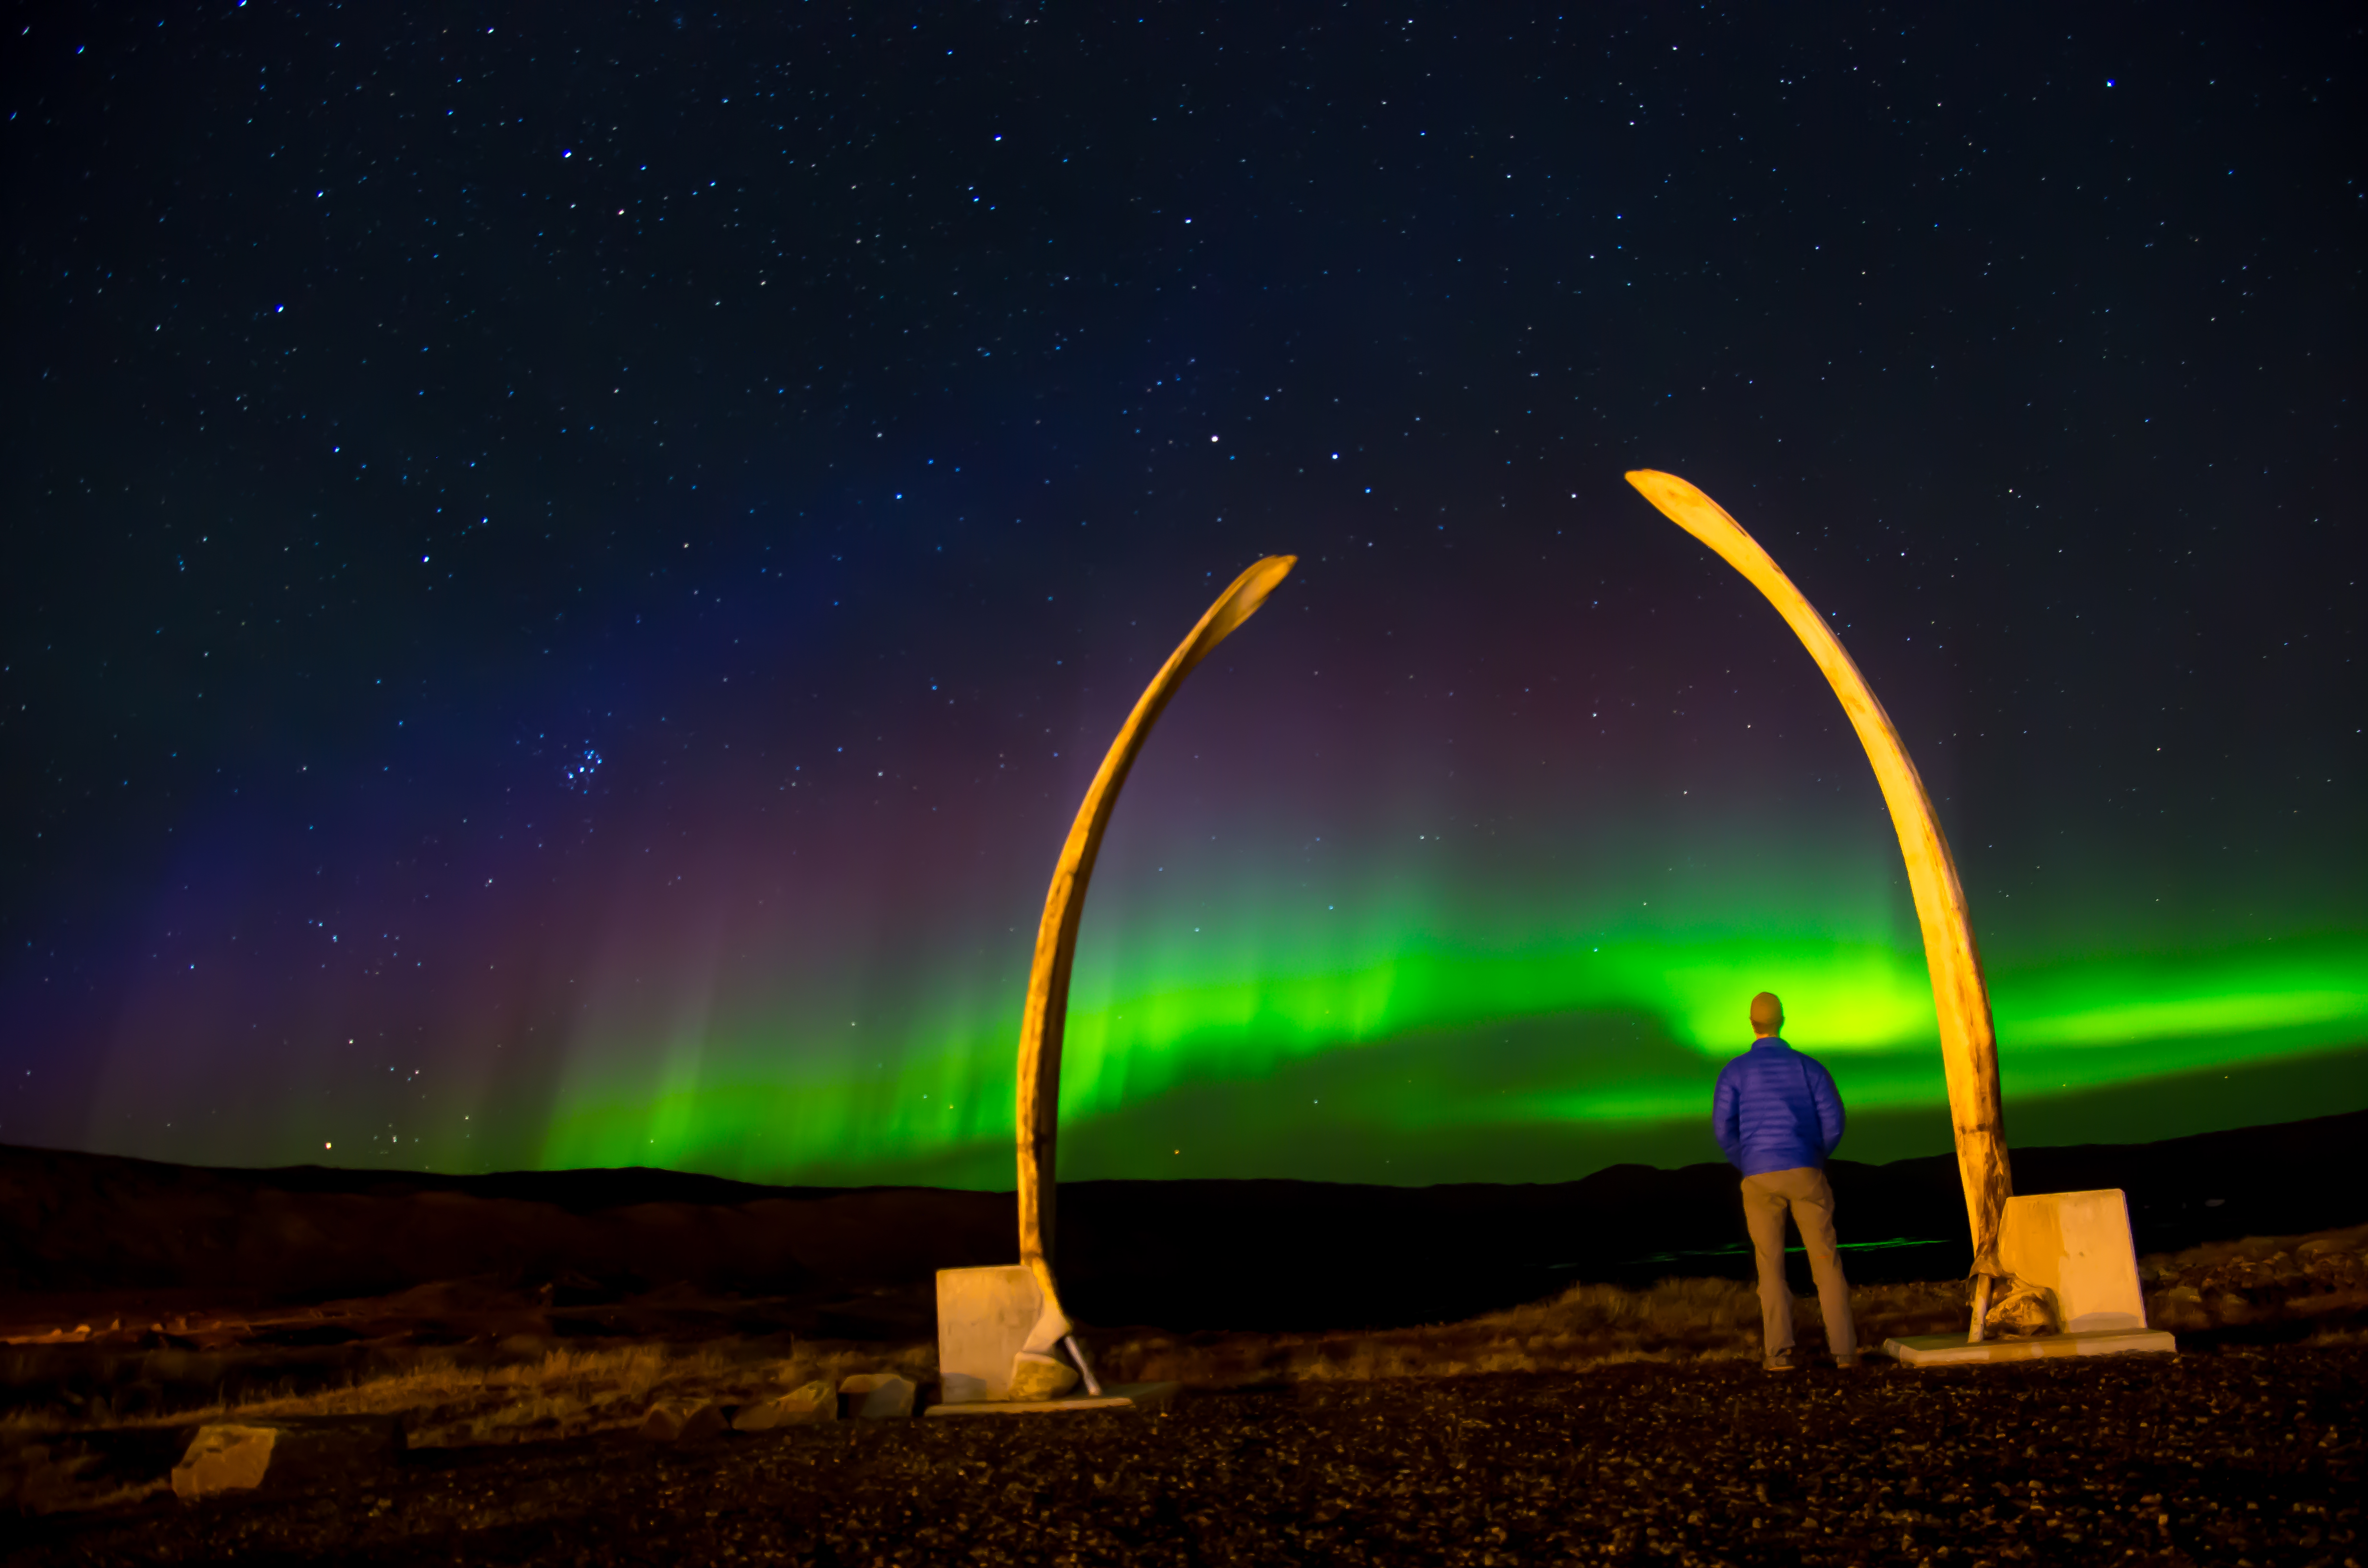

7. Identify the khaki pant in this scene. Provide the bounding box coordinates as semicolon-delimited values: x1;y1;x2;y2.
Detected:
1740;1166;1857;1361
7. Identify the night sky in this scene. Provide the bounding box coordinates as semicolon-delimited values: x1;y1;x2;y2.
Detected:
6;4;2361;1189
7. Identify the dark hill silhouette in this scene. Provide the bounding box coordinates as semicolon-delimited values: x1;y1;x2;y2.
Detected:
2;1110;2359;1333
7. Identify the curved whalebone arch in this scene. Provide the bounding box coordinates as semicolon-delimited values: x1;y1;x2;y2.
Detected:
1013;555;1298;1360
1624;471;2012;1311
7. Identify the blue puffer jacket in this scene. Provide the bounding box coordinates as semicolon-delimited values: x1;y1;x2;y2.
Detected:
1713;1038;1846;1176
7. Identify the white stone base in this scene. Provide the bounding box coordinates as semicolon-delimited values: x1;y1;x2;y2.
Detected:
935;1264;1045;1404
924;1381;1179;1418
1883;1328;2176;1366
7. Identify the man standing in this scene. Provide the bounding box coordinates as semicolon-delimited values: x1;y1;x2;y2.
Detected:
1713;991;1858;1370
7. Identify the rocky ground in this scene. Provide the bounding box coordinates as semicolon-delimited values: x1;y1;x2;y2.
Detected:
5;1126;2360;1563
10;1345;2360;1567
5;1224;2365;1562
7;1222;2359;1453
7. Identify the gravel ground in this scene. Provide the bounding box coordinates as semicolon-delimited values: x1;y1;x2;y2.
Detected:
15;1345;2360;1566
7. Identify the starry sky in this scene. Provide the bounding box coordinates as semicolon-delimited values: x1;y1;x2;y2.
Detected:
5;3;2361;1188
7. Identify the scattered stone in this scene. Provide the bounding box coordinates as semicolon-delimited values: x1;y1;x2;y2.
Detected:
1004;1350;1079;1402
838;1372;916;1420
171;1416;403;1499
637;1401;728;1442
731;1380;836;1431
172;1426;275;1498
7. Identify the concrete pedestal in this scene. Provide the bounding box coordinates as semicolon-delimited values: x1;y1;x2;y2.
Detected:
925;1382;1179;1418
935;1264;1044;1404
1884;1328;2176;1365
1885;1187;2175;1365
1999;1188;2152;1332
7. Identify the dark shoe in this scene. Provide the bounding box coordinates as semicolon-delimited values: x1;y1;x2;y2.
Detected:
1763;1348;1798;1372
1834;1352;1862;1370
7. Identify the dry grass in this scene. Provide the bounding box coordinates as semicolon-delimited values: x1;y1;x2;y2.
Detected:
2;1340;937;1450
1089;1274;1975;1389
9;1224;2362;1453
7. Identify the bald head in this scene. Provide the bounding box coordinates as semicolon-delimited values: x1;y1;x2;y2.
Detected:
1750;992;1784;1036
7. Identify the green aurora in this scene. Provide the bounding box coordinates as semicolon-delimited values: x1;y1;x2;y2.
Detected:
533;872;2368;1186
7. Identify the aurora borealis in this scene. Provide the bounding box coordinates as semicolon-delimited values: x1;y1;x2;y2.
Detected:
6;5;2361;1188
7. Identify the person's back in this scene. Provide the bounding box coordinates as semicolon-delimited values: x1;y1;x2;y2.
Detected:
1713;1029;1845;1177
1713;992;1858;1370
